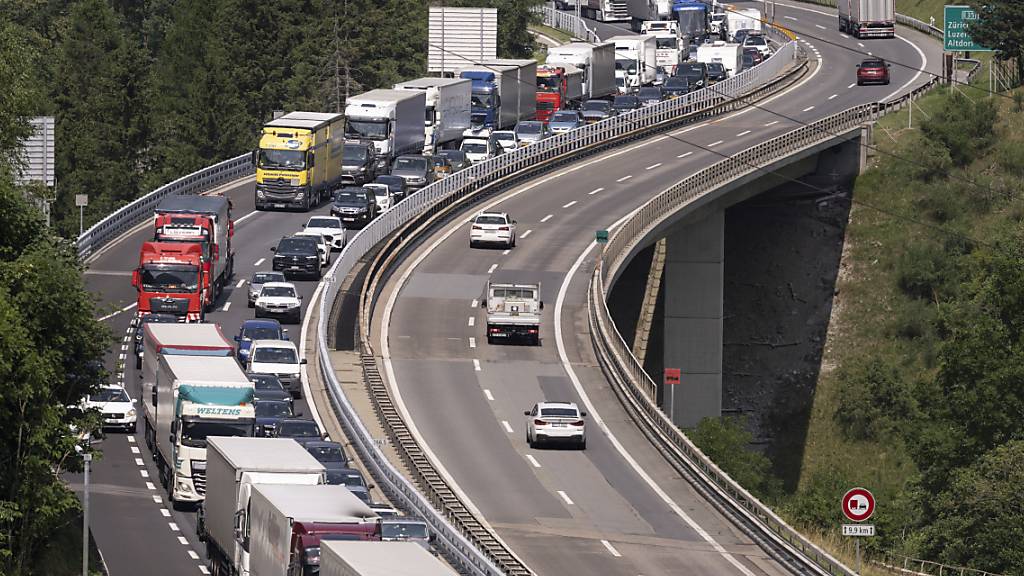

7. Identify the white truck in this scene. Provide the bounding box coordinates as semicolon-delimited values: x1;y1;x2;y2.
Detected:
644;21;683;73
545;42;617;101
320;541;458;576
344;89;426;165
697;41;744;76
393;77;471;154
838;0;895;38
249;484;379;576
607;35;658;92
142;341;255;506
726;8;763;41
201;437;326;576
627;0;674;32
483;282;543;345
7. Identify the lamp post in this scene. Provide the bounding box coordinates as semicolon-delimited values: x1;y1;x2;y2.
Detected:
82;451;92;576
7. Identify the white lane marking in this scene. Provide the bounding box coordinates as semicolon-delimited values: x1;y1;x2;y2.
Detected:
803;106;815;112
160;508;171;518
588;188;604;195
557;490;575;506
858;42;865;48
526;455;542;468
177;536;189;546
554;214;758;576
468;316;475;327
222;301;231;311
562;200;577;208
473;359;481;371
868;51;873;56
502;249;510;255
134;458;144;466
469;337;477;348
146;482;156;490
828;94;838;100
140;470;149;478
502;421;514;434
97;302;137;322
484;389;494;401
152;495;161;503
199;566;210;575
470;299;478;308
254;258;265;266
521;229;533;238
234;209;260;225
540;214;553;223
298;279;326;434
602;540;622;557
169;522;180;532
188;550;200;560
487;264;498;274
235;279;245;288
677;152;692;158
645;163;662;170
784;15;797;20
848;83;858;89
765;121;779;127
118;353;126;361
840;33;849;38
707;140;723;147
616;175;632;182
883;34;928;103
815;24;826;29
736;130;751;137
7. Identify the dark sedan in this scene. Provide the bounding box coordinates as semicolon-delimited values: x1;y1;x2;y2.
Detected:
248;373;293;406
273;418;323;446
663;77;691;99
254;399;293;437
304;440;351;470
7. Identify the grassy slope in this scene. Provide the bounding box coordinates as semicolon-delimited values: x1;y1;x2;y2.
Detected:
896;0;946;24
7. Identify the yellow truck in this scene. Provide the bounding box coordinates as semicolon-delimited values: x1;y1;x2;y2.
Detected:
254;111;345;212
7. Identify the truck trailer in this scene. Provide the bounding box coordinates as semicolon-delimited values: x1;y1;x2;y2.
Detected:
345;89;426;165
627;0;675;32
579;0;630;22
201;437;326;576
536;65;585;121
545;42;617;101
458;59;537;130
320;541;458;576
838;0;895;38
393;77;471;154
153;195;234;311
133;241;207;322
726;7;763;41
607;35;658;92
484;282;543;345
249;484;379;576
697;41;744;76
141;324;254;505
255;112;345;212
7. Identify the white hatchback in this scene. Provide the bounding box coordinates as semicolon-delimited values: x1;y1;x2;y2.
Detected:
83;385;137;433
469;212;516;248
255;281;303;324
302;216;346;250
247;339;306;398
363;183;394;212
525;402;586;449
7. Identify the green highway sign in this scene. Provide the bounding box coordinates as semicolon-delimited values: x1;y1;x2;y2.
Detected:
596;229;609;244
943;5;993;52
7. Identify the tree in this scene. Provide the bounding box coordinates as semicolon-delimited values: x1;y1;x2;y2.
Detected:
966;1;1024;79
438;0;543;59
0;20;41;174
690;416;782;499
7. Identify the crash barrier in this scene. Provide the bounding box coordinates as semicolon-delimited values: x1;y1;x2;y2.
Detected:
537;5;601;43
316;39;804;576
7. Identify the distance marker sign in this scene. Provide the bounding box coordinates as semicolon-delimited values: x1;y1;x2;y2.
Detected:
842;487;875;522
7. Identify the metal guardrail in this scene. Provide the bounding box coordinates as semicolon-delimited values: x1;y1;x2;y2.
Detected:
537;5;602;42
875;553;1006;576
315;40;802;576
76;154;252;260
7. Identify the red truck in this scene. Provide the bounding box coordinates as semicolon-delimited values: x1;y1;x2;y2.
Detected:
132;241;207;322
536;65;585;122
153;195;234;310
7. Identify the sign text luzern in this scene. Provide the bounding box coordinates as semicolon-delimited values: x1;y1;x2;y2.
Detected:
944;5;993;52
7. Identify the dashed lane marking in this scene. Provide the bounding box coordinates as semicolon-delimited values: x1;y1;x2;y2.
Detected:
502;249;510;255
803;106;815;112
177;536;188;546
588;188;604;195
235;279;245;288
140;470;149;478
222;302;231;312
131;446;140;454
473;359;481;371
97;302;137;322
616;175;632;182
602;540;622;557
169;522;180;532
848;83;858;89
677;152;692;158
557;491;575;506
502;421;514;433
468;316;475;327
487;264;498;274
784;15;797;20
134;458;144;466
151;495;161;503
484;389;494;401
199;566;210;574
707;140;723;147
160;509;171;518
765;121;779;126
521;229;533;238
562;201;577;209
470;299;478;308
526;455;541;468
254;258;265;266
540;214;553;222
146;482;156;490
469;337;476;348
815;24;826;29
188;551;200;560
828;94;838;100
736;130;751;137
645;163;661;170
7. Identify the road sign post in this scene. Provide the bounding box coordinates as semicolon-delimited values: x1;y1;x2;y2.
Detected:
664;368;680;420
842;487;876;573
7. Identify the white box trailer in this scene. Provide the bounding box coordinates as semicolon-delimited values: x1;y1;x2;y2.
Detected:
320;541;459;576
393;77;471;153
726;8;762;41
202;437;326;576
838;0;895;38
697;41;744;76
344;89;426;162
545;42;617;100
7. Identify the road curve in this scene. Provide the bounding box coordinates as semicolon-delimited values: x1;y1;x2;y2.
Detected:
372;5;942;576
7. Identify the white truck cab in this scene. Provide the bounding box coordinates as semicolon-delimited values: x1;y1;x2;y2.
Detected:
483;282;543;345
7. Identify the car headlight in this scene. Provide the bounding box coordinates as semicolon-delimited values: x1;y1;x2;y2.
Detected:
287;301;301;308
127;408;136;418
295;192;305;200
256;190;266;198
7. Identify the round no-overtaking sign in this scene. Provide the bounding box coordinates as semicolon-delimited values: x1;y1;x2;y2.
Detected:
842;487;875;522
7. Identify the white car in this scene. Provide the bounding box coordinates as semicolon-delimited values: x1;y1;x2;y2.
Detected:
248;271;287;307
247;339;306;398
525;401;586;449
294;230;330;267
491;130;518;153
83;385;137;433
460;137;496;164
744;34;771;58
302;216;346;250
255;282;303;324
363;183;394;212
469;212;516;248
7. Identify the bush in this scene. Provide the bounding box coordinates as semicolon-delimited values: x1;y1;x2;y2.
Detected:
921;91;998;167
834;355;917;442
897;241;956;301
783;468;853;530
896;133;953;182
689;416;782;500
996;139;1024;177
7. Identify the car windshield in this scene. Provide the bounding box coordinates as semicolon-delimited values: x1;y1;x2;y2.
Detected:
393;157;427;171
541;407;579;417
90;388;129;403
376;176;402;188
256;401;291;418
276;238;315;254
708;63;725;74
250;375;283;390
440;150;465;162
582;101;610;112
677;66;703;80
373;190;390;202
334;190;368;205
382;522;428;540
258;148;305;170
342;145;368;162
475;215;507;225
307;218;341;229
140;265;199;293
307;444;345;462
242;326;281;340
181;421;251;448
551;111;578;123
278;420;320;437
345;119;388;140
142;314;177;324
746;37;767;46
613;96;639;108
261;286;296;298
325;470;365;486
665;78;688;89
638;88;661;99
516;123;543;136
252;347;297;364
462;141;488;154
537;75;561;91
471;93;495;108
862;60;885;67
655;37;677;49
491;287;534;299
253;272;285;285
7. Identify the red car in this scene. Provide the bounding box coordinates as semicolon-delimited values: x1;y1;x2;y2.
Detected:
856;58;891;85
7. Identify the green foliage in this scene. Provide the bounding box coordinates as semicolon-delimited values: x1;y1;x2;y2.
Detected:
995;138;1024;177
443;0;544;58
920;91;998;167
784;468;852;531
966;1;1024;62
894;132;952;182
0;20;41;173
690;416;782;499
896;240;959;301
834;356;917;442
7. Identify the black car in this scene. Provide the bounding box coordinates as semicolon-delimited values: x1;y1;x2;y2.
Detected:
254;399;293;437
437;149;471;172
581;99;615;123
611;95;642;113
341;142;382;185
637;86;664;106
325;467;372;502
741;52;755;71
373;174;409;203
304;440;350;470
663;77;692;98
273;418;323;446
330;186;378;228
134;312;177;368
733;29;754;45
271;235;321;279
675;62;708;91
248;373;293;406
706;62;728;84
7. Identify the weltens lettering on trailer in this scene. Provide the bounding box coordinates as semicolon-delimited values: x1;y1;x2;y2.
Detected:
195;407;243;416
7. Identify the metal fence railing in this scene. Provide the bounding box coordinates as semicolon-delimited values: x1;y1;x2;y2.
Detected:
537;5;602;42
875;553;1006;576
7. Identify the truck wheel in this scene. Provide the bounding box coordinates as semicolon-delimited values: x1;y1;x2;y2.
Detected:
487;335;494;345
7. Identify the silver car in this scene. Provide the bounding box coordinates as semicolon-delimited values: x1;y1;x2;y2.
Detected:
390;155;433;189
548;110;582;134
248;271;287;307
514;121;551;146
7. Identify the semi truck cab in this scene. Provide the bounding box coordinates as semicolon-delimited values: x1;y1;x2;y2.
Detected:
133;241;206;321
